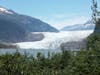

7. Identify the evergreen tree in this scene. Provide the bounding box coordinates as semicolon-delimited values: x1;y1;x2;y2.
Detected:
91;0;98;24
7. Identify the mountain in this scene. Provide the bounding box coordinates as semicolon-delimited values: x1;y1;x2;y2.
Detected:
0;42;17;48
60;40;86;50
0;6;59;32
61;20;95;31
0;6;59;43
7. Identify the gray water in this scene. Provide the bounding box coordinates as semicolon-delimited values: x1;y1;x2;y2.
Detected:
0;49;62;57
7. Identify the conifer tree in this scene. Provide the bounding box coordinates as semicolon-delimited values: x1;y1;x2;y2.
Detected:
91;0;98;24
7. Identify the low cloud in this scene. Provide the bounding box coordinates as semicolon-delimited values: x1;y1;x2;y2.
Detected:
47;16;89;30
37;15;89;30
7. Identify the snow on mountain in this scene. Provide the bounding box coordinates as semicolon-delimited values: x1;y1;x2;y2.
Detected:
0;7;14;14
61;20;95;31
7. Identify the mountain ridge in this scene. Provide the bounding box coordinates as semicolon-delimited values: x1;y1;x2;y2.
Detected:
0;6;59;43
61;20;95;31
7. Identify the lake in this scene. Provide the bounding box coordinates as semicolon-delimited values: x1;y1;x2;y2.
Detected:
0;49;62;57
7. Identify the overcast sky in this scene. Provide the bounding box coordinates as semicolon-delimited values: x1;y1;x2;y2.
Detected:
0;0;100;29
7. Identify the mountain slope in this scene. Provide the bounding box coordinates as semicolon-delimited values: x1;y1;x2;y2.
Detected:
61;20;95;31
0;7;59;32
0;6;58;43
0;18;27;42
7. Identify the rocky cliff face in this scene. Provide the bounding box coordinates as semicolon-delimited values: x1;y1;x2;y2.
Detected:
0;42;17;48
60;40;87;50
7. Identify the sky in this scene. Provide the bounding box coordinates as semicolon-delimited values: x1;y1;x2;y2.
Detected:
0;0;100;29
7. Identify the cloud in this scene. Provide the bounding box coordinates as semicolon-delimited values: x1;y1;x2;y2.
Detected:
46;16;89;30
37;15;89;30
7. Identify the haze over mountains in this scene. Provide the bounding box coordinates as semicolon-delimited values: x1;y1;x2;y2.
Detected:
61;20;95;31
0;6;59;43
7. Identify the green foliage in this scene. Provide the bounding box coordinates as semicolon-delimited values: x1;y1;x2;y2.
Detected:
0;50;71;75
67;33;100;75
87;33;100;50
68;50;100;75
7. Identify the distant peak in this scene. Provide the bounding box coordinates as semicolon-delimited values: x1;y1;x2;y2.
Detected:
0;6;14;14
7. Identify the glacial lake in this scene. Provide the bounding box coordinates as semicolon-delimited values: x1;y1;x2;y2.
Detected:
0;49;62;57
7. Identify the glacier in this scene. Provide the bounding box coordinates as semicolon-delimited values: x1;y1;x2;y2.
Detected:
16;30;94;49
